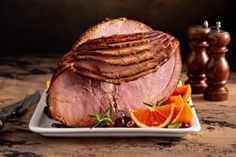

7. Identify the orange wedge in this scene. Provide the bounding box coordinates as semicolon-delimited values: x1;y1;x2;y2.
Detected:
171;98;193;125
166;95;180;104
172;84;191;101
166;96;185;119
130;104;174;128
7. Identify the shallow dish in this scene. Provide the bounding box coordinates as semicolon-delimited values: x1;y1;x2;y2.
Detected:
29;90;201;137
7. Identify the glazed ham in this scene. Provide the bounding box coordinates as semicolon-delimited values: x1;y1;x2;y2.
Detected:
47;18;182;127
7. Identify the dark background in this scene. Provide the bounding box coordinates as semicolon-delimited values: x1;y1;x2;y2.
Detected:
0;0;235;69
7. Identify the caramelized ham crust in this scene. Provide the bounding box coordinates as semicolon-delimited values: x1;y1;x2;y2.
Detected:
47;18;182;127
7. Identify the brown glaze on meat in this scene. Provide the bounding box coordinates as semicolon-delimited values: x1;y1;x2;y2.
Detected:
47;18;182;127
53;31;179;84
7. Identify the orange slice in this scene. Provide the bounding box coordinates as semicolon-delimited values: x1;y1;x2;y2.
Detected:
171;99;193;125
166;96;185;119
172;84;191;101
166;95;180;104
130;104;174;128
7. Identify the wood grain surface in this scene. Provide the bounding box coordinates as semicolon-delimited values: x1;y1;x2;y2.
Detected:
0;55;235;157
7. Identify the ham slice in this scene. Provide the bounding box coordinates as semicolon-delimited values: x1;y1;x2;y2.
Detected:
47;18;182;127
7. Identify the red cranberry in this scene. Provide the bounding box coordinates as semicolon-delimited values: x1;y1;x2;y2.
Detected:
126;121;136;127
124;115;132;123
115;118;125;127
181;122;190;128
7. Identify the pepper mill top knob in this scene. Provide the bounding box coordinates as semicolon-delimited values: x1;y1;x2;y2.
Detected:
187;21;211;43
216;21;221;32
207;21;230;48
204;20;209;28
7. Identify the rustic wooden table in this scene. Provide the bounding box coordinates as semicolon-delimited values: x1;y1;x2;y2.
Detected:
0;55;235;157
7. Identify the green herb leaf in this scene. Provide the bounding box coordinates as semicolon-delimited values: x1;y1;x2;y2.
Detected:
96;114;105;121
167;123;182;129
109;104;113;119
156;97;166;106
91;122;101;129
143;102;154;108
101;118;112;124
89;114;96;118
89;105;113;129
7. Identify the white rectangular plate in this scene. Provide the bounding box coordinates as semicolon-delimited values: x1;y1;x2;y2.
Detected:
29;90;201;137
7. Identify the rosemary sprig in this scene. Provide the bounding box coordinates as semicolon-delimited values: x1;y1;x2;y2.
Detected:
143;102;154;108
143;97;166;108
156;97;166;106
89;104;113;129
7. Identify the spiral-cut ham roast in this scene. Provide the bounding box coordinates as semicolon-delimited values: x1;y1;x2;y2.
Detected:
47;18;182;127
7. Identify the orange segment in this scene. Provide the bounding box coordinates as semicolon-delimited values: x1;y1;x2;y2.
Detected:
169;96;185;120
171;100;193;125
172;84;191;101
166;95;180;104
130;104;175;128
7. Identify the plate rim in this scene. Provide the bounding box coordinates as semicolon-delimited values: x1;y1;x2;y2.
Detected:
29;90;201;136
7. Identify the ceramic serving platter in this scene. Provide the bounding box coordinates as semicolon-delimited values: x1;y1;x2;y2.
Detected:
29;90;201;137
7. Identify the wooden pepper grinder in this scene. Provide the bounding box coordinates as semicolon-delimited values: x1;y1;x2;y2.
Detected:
204;22;230;101
186;21;211;94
